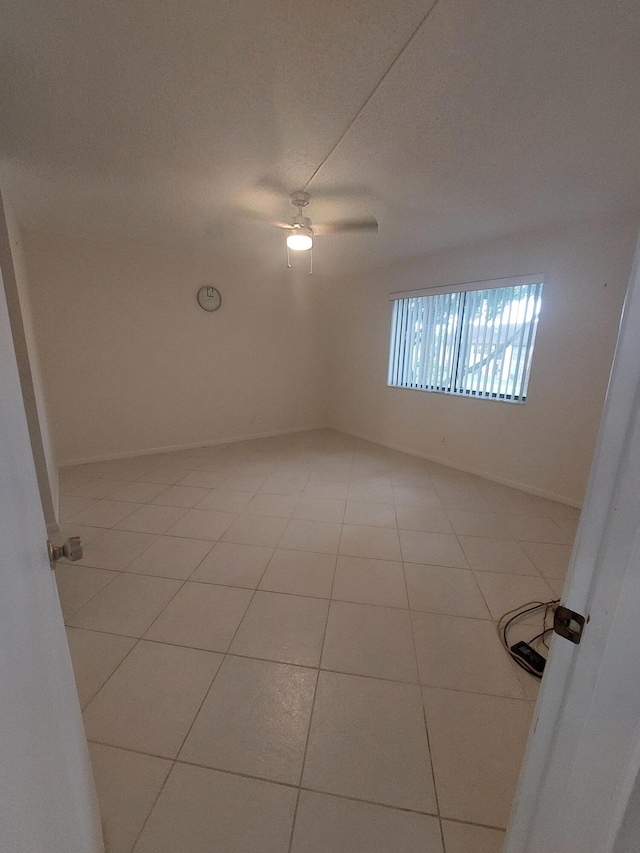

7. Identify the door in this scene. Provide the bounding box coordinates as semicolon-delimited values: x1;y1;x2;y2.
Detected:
506;232;640;852
0;270;103;849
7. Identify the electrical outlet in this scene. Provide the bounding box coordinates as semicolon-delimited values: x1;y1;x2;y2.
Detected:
441;436;447;445
249;416;256;425
256;416;263;424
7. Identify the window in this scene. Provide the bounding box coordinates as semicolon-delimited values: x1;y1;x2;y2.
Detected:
388;276;543;403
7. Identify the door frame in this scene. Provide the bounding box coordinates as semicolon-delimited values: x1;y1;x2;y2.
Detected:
506;231;640;851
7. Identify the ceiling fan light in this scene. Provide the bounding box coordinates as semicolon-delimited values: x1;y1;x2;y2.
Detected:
286;226;313;251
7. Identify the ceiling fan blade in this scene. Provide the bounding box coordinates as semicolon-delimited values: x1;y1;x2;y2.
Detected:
236;206;292;229
312;217;378;236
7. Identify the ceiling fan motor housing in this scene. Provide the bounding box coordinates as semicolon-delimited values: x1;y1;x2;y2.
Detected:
291;190;310;209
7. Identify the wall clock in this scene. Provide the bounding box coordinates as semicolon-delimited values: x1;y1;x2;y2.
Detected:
197;286;222;312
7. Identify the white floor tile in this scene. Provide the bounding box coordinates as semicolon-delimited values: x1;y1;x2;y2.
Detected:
302;671;436;812
71;479;133;499
229;591;329;666
259;548;336;598
332;556;407;607
518;541;573;579
291;791;443;853
88;742;171;853
506;515;571;544
177;470;229;489
109;481;170;503
193;488;254;512
294;496;346;523
446;510;513;539
243;492;299;518
391;471;436;490
65;627;136;708
139;465;195;485
78;529;158;570
83;641;222;757
150;485;212;507
322;601;418;682
441;821;505;853
535;497;581;519
218;473;267;492
481;485;541;516
133;763;297;853
392;486;441;507
404;564;491;619
399;530;468;568
279;519;342;554
145;582;252;651
180;655;316;784
59;494;99;522
54;523;104;549
344;500;396;528
423;687;532;828
554;517;579;539
547;576;566;598
115;504;189;534
165;508;237;540
348;482;395;503
395;504;453;533
54;564;118;620
339;525;402;561
304;480;350;501
191;541;273;587
458;536;539;575
221;514;289;547
58;474;93;495
69;499;143;529
412;612;524;698
56;430;569;847
260;476;309;496
67;573;182;637
125;535;212;579
473;572;557;620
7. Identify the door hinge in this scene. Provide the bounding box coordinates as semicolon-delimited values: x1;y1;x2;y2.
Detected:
553;605;586;644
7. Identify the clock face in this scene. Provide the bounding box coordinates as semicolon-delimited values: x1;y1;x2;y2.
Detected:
197;286;222;312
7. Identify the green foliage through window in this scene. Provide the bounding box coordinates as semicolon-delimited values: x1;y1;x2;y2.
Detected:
388;281;543;402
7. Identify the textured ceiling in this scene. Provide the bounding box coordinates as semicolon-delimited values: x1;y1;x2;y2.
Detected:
2;0;640;274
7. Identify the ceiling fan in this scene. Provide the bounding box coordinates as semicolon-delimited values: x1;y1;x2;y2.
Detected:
262;190;378;272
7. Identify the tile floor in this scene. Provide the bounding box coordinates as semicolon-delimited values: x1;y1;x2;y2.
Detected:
54;429;579;853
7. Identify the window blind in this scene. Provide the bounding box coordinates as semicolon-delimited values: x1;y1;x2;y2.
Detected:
388;280;543;403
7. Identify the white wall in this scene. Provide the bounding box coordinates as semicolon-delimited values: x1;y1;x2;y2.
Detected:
23;230;329;464
0;192;58;526
327;214;639;504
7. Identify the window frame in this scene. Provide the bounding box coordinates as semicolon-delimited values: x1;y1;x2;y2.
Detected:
387;274;544;404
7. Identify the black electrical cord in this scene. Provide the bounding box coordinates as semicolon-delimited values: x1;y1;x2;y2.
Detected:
498;600;560;679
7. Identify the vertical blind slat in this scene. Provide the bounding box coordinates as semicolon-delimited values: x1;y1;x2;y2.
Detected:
388;301;399;385
388;282;542;402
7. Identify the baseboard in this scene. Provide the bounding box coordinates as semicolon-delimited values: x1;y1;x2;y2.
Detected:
58;420;581;508
331;424;582;508
58;425;329;468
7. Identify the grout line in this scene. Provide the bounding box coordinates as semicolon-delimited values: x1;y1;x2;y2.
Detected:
403;559;445;850
87;735;510;833
62;432;568;847
124;443;319;848
59;568;124;622
126;541;268;850
87;737;467;822
286;540;336;853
